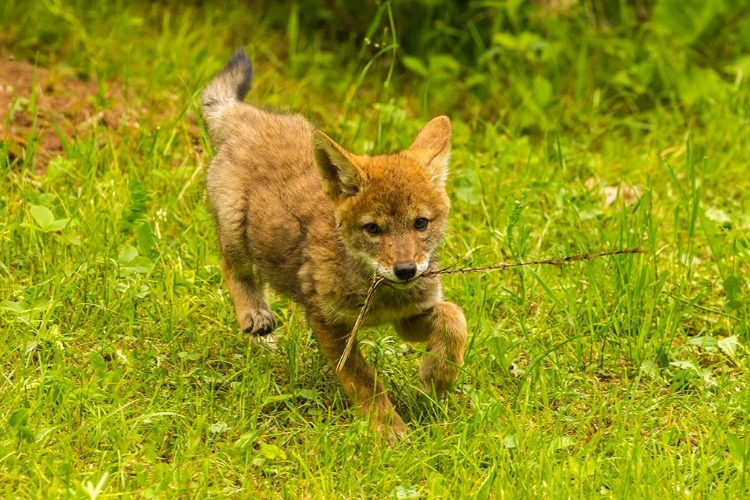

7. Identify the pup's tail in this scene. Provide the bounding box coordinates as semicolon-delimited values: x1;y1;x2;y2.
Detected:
201;47;253;143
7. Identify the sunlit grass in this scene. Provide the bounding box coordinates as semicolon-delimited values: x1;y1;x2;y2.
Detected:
1;0;748;497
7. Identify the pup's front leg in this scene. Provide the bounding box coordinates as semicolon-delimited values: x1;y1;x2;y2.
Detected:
220;258;277;336
307;314;407;443
394;301;467;395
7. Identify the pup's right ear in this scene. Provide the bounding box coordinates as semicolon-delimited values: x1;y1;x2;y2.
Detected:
313;131;365;201
406;116;451;188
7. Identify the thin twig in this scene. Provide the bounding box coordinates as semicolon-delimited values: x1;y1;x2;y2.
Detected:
335;248;644;371
336;275;386;372
424;248;644;277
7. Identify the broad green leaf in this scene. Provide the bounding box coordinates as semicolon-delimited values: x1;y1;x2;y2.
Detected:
1;299;55;317
724;276;743;310
402;56;428;77
718;336;739;357
427;54;460;74
547;436;575;452
295;389;319;401
9;408;29;428
47;218;70;232
687;336;718;350
120;257;154;276
259;442;286;461
1;301;26;314
395;485;420;499
533;76;553;107
676;64;732;106
201;371;224;384
704;207;732;226
701;368;717;387
119;245;139;264
135;222;158;259
234;429;262;449
503;433;519;449
476;466;496;500
578;208;603;221
262;394;294;407
493;31;545;52
29;205;55;230
208;422;228;434
568;455;597;476
63;233;82;246
640;360;660;378
698;208;724;261
670;360;698;371
727;433;746;472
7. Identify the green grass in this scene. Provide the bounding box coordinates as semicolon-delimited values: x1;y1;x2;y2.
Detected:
1;0;749;497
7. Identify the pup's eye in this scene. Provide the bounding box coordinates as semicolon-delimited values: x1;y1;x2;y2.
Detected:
363;223;382;235
414;218;429;231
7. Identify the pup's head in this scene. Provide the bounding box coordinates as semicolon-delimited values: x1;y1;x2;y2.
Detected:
313;116;452;287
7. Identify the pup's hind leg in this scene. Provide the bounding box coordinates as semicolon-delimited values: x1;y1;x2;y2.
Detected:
394;301;467;395
221;258;277;337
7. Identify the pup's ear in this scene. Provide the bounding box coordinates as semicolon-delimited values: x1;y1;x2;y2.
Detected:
406;116;451;188
313;131;365;201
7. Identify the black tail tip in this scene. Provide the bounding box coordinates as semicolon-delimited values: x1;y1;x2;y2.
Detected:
225;46;253;100
227;47;251;70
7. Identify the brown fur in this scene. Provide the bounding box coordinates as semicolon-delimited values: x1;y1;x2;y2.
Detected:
202;48;467;442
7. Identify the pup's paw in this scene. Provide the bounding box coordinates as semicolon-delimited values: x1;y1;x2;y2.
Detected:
419;354;460;397
239;308;277;336
372;412;409;446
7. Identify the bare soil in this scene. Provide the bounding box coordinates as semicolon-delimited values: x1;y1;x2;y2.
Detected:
0;57;126;171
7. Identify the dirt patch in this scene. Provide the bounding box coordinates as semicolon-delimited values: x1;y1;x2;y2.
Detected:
0;57;127;172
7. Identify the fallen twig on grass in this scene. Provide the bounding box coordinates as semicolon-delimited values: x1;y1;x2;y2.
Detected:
336;248;644;372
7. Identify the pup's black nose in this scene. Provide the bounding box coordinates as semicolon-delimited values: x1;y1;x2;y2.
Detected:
393;261;417;281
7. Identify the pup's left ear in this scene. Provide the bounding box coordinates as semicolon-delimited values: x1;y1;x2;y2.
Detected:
312;130;365;202
406;116;451;187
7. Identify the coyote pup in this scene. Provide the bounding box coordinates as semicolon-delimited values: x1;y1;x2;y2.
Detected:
201;48;467;442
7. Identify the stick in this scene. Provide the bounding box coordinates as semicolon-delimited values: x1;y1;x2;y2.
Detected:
336;275;386;372
423;248;644;277
335;248;643;371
